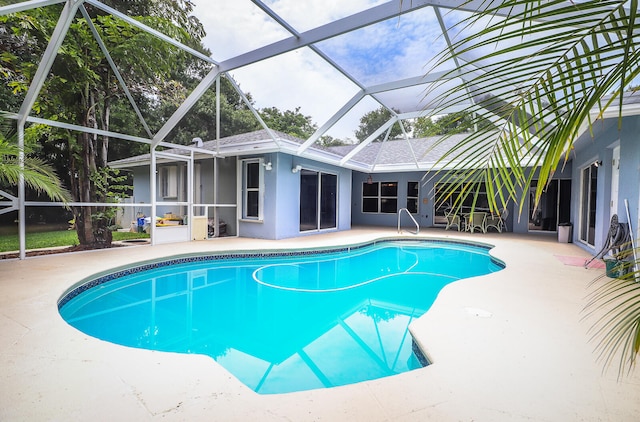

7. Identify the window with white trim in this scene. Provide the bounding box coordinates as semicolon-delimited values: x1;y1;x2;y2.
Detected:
160;166;177;198
579;163;598;246
242;160;262;220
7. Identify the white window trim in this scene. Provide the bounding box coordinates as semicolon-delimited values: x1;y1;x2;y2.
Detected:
298;168;339;232
160;165;178;199
579;161;598;247
239;158;264;222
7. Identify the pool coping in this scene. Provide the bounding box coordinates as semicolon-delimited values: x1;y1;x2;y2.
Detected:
2;228;639;421
57;236;504;389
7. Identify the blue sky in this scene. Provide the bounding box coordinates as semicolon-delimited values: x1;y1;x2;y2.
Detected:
190;0;452;140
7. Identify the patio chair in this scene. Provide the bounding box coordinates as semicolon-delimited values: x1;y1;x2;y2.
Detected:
466;212;487;233
485;212;503;233
444;210;461;231
499;208;509;231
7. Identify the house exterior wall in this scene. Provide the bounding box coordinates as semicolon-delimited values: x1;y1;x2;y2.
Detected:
129;158;238;235
509;165;573;235
571;115;640;253
238;153;352;240
277;153;352;239
352;171;516;231
215;157;238;236
131;167;151;202
125;116;640;248
351;169;577;235
351;172;430;228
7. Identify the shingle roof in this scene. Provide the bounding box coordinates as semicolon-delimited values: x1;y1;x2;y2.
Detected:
327;133;479;168
109;129;496;171
109;129;332;167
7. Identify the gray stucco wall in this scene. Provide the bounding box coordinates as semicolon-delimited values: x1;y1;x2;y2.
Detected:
571;115;640;253
350;168;576;234
278;153;352;239
238;153;352;240
351;172;430;228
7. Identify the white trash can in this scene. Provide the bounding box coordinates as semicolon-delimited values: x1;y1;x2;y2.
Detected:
558;223;572;243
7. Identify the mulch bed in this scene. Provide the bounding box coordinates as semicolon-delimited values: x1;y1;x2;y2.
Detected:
0;243;128;259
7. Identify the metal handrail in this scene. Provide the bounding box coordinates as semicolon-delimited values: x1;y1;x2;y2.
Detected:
397;208;419;235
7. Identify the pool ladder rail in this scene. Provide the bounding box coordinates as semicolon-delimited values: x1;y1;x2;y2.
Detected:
397;208;419;235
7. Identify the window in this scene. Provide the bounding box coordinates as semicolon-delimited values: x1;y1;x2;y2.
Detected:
362;182;379;213
299;170;337;232
362;181;398;213
580;163;598;246
407;181;419;213
160;166;177;198
242;160;262;220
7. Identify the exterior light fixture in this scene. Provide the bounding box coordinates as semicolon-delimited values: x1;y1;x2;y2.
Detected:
367;175;373;184
594;160;602;167
191;137;203;147
292;165;302;173
263;162;272;171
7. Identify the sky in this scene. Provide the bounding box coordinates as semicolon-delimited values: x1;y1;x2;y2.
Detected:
189;0;451;141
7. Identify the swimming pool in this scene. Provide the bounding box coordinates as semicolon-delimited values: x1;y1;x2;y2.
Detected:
59;238;503;394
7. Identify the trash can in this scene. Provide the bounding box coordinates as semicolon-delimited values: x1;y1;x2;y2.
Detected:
137;216;146;233
558;222;572;243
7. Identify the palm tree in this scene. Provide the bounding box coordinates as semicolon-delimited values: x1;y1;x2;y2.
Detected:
0;120;70;204
422;0;640;377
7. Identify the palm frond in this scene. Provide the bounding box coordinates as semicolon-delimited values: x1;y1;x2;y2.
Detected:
0;118;71;203
583;259;640;379
424;0;639;212
422;0;640;376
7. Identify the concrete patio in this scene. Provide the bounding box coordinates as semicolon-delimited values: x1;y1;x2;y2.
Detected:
1;227;639;421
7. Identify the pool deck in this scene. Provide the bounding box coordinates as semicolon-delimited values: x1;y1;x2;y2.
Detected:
1;227;639;421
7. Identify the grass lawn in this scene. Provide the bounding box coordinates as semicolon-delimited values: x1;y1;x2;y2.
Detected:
0;229;149;252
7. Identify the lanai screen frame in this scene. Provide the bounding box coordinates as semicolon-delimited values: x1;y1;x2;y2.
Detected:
1;0;618;259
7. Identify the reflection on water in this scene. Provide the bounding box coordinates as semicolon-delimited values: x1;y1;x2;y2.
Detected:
60;242;502;394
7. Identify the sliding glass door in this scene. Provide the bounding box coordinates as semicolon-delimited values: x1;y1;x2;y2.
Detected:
299;170;337;232
579;163;598;246
528;179;571;232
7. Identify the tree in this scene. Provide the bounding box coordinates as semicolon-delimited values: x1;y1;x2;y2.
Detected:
355;107;410;142
259;106;317;139
0;121;70;204
318;135;346;147
1;2;207;247
423;0;640;376
414;111;493;137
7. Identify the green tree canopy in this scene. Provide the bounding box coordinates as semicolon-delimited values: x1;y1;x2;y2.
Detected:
0;1;207;247
355;107;411;142
414;111;494;137
259;106;317;139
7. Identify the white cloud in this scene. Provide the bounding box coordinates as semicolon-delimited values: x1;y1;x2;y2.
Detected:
190;0;451;139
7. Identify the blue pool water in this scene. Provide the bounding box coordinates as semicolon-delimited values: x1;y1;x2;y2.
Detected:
59;239;503;394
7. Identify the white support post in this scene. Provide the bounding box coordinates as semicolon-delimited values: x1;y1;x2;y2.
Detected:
188;152;194;239
18;122;26;260
150;146;157;245
213;75;220;236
